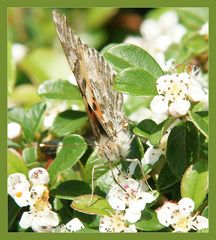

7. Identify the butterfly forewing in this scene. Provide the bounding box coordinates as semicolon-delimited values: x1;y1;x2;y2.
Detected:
52;10;130;161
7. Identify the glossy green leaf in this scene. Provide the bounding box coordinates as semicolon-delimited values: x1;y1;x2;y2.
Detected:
8;196;21;230
149;117;175;146
51;110;88;137
48;135;87;186
135;208;165;231
71;195;114;216
7;149;28;176
51;180;91;200
133;119;158;138
22;147;37;165
167;121;199;178
103;43;163;78
157;163;179;191
20;48;72;84
189;111;208;139
114;67;157;96
38;79;82;100
181;160;208;209
22;102;46;143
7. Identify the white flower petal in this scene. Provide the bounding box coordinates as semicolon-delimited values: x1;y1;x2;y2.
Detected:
7;122;22;140
156;202;177;226
66;218;84;232
125;209;142;223
31;221;52;232
150;95;169;114
124;224;137;232
29;167;50;185
8;173;30;207
141;192;156;203
19;212;33;229
188;85;205;102
169;100;191;117
178;198;195;215
142;146;163;166
107;185;126;210
193;215;209;230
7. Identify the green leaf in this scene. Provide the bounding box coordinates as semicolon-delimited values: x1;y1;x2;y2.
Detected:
103;43;163;78
202;205;208;218
189;111;208;139
133;119;158;138
135;208;165;231
149;117;175;146
8;107;26;126
38;79;82;100
157;163;179;191
20;48;72;84
127;136;144;159
7;42;16;94
23;102;46;143
22;147;37;165
51;110;88;137
177;8;208;30
83;150;110;183
48;135;87;186
71;195;114;216
51;180;91;200
167;121;199;178
8;195;21;230
7;149;28;176
114;67;157;96
181;160;208;210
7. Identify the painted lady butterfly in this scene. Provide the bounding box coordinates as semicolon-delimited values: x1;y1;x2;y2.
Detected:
52;10;131;162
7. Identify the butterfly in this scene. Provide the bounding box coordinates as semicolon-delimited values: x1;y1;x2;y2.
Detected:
52;10;131;162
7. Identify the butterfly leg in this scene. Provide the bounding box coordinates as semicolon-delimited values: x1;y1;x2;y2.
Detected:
88;163;105;205
126;158;153;192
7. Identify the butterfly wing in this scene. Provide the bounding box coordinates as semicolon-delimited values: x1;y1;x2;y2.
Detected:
52;10;128;142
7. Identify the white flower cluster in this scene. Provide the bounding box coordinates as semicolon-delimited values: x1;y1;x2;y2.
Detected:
125;11;186;71
8;168;84;233
157;198;208;232
99;177;156;232
8;168;59;232
150;69;207;118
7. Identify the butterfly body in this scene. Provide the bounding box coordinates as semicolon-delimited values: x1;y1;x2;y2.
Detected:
52;10;131;161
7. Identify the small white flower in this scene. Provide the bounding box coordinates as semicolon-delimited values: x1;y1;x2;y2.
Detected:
19;208;59;232
99;212;137;233
7;122;22;140
65;218;85;232
29;167;50;185
151;71;206;117
157;198;209;232
19;185;59;232
8;173;30;207
107;178;155;223
12;43;27;63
